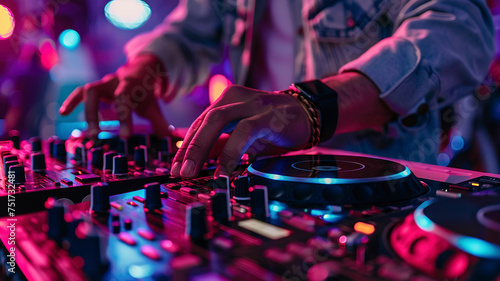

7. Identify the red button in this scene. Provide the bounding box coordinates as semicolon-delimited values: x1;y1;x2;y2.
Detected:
140;245;161;260
137;228;155;241
118;232;136;246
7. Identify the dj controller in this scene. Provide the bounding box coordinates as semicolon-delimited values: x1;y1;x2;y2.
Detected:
0;133;499;281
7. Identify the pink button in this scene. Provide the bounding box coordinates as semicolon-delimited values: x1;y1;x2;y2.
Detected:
118;232;136;246
140;245;161;260
160;240;180;254
137;228;155;241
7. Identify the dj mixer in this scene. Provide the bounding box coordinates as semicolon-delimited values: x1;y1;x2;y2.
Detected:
0;134;500;281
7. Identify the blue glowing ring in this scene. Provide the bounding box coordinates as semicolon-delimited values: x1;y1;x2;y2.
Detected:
414;200;500;260
247;165;411;185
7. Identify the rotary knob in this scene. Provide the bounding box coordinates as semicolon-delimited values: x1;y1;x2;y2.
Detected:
30;137;42;152
90;183;110;214
186;202;208;241
112;155;128;176
103;152;118;171
47;202;66;244
250;185;270;219
31;152;46;172
144;182;162;210
90;147;104;169
211;189;231;222
53;140;67;163
9;130;20;150
233;176;250;203
4;160;19;178
9;165;25;185
134;145;148;168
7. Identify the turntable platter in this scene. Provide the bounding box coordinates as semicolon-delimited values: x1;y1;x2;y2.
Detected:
247;155;427;205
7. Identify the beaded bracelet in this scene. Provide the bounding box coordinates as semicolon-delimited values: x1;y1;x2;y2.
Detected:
279;88;321;149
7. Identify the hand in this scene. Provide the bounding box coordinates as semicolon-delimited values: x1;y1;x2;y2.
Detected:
59;53;173;138
171;85;312;178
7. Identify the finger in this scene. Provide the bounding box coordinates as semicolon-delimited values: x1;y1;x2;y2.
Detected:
215;114;272;177
144;105;171;138
115;96;133;138
113;80;135;138
179;102;260;178
171;116;204;177
84;86;101;138
59;86;84;115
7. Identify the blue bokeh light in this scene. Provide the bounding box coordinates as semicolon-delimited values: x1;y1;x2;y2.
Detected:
451;136;465;151
59;29;80;49
437;153;450;166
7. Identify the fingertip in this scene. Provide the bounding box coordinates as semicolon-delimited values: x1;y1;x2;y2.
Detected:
171;161;181;177
214;165;229;178
180;159;196;178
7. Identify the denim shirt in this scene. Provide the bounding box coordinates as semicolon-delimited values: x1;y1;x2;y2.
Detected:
125;0;494;164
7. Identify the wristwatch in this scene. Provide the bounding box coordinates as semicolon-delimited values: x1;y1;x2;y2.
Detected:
292;79;339;143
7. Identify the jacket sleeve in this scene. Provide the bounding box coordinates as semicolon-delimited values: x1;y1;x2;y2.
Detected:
124;0;224;101
339;0;495;121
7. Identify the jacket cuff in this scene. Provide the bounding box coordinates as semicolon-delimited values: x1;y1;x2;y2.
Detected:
339;37;439;118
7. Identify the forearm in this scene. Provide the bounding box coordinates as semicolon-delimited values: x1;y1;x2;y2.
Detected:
321;72;395;135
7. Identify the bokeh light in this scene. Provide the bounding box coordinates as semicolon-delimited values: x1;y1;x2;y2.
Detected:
104;0;151;30
59;29;80;49
451;135;465;151
39;39;59;70
209;74;231;104
0;5;15;40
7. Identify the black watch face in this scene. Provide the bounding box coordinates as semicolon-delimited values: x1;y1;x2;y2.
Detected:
294;80;336;101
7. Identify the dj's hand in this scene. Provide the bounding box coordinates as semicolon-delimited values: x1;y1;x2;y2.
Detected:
171;85;312;178
59;53;173;138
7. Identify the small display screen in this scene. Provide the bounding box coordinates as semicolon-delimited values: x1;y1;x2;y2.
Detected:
237;219;291;240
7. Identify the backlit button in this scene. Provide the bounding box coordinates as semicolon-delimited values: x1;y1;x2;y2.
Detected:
137;228;155;241
171;254;201;271
160;240;180;254
140;245;161;260
133;196;145;203
110;202;123;211
264;248;294;264
286;242;314;259
213;237;233;250
127;201;138;207
118;232;136;246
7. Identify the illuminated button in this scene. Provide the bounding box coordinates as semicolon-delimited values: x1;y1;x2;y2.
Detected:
264;248;294;264
60;178;73;186
286;242;314;259
170;254;201;271
155;167;170;174
75;174;101;183
181;187;198;195
118;232;136;246
160;240;180;254
137;228;155;240
436;190;461;198
354;222;375;235
133;196;145;203
213;237;233;250
378;262;413;281
140;245;161;260
127;201;138;207
471;182;480;187
110;202;123;211
307;261;341;281
197;193;211;202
